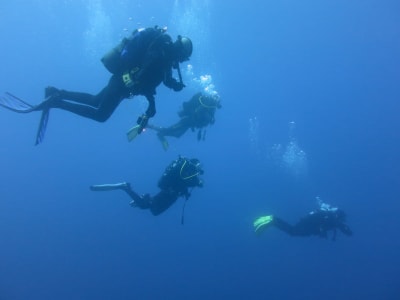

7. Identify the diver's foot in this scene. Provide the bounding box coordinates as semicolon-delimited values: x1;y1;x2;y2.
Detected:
44;86;62;99
31;86;62;112
147;123;162;131
32;97;55;111
118;182;131;191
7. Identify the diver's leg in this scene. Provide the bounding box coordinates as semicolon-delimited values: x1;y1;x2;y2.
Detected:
273;217;298;236
34;89;100;113
46;77;126;122
119;183;143;203
289;219;316;237
149;190;178;216
49;88;124;122
155;119;191;150
115;182;151;209
47;75;126;106
44;86;99;107
158;122;189;138
44;75;129;116
90;182;150;209
157;117;191;138
59;90;99;106
60;76;128;121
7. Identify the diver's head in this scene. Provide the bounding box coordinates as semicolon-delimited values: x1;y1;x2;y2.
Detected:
173;35;193;63
190;158;204;175
199;92;222;109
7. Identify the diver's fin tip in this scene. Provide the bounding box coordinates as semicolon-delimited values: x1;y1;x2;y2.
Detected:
126;125;140;142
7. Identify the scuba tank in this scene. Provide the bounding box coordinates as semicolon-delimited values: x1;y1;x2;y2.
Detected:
101;26;163;76
158;157;184;191
101;37;129;75
101;28;144;75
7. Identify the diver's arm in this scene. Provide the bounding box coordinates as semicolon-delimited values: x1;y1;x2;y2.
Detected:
145;94;156;118
135;94;155;131
338;223;353;236
163;67;184;91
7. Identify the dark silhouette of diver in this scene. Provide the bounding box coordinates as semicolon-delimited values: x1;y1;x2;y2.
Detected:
254;198;353;240
90;156;203;220
147;91;221;150
0;26;193;144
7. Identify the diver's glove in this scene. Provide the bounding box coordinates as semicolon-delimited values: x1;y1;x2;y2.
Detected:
173;82;185;92
136;114;149;134
136;114;147;125
253;215;274;235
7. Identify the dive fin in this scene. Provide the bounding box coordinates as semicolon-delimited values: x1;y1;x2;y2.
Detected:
90;182;129;191
157;135;169;151
126;124;141;142
253;215;274;235
126;114;149;142
35;108;50;145
0;92;35;113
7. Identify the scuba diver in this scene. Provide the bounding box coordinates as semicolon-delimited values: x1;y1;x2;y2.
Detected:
147;92;221;150
254;198;353;240
90;156;203;220
0;26;193;145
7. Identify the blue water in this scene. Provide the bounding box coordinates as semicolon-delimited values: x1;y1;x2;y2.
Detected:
0;1;399;299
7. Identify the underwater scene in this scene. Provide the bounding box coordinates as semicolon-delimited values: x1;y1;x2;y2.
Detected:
0;1;399;299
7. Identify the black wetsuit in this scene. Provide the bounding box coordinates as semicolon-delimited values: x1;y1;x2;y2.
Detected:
157;92;220;138
47;27;182;122
273;209;353;240
122;157;203;216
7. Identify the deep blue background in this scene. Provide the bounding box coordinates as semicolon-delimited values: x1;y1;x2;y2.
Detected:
0;1;399;299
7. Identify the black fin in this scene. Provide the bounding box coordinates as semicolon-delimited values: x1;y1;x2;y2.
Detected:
35;108;50;145
0;92;35;113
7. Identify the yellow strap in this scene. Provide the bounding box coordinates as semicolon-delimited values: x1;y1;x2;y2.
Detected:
180;160;199;180
198;95;219;109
